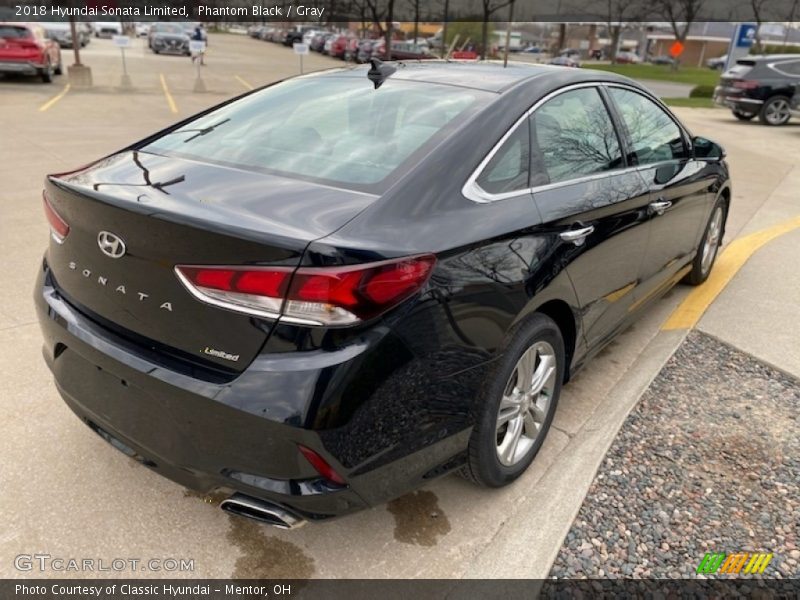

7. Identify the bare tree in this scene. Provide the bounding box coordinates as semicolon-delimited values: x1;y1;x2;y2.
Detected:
357;0;396;59
654;0;707;69
407;0;421;44
750;0;773;53
479;0;513;59
605;0;644;62
555;23;567;54
782;0;799;48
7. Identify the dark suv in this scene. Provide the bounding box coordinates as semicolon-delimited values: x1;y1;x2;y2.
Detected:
714;54;800;125
791;85;800;118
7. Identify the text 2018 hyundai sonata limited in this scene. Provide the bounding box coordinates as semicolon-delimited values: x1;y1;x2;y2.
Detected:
36;61;730;529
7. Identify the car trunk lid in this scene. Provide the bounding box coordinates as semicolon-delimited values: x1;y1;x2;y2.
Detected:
44;151;375;372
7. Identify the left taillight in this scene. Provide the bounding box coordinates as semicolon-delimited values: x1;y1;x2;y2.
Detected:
42;191;69;244
175;254;436;326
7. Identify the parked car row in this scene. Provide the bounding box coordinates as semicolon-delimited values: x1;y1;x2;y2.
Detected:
247;25;435;62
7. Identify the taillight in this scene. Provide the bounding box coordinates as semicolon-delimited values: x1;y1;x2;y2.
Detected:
175;254;436;326
42;191;69;243
298;445;346;485
733;80;759;90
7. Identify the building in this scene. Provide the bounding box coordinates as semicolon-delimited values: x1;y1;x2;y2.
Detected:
647;22;800;67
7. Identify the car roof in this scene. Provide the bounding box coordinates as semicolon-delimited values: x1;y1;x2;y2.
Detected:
743;54;800;62
320;60;638;93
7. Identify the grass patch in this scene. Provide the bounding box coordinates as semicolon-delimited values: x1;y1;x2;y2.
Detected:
588;63;721;87
662;97;718;108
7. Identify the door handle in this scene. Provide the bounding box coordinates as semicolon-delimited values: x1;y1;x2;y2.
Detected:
559;225;595;246
649;199;672;216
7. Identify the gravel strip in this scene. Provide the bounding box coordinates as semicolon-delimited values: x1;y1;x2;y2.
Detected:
549;330;799;579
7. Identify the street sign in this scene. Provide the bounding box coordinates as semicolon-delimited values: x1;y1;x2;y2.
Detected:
293;42;309;55
735;24;757;48
189;40;206;54
724;23;757;72
669;41;684;58
112;35;130;48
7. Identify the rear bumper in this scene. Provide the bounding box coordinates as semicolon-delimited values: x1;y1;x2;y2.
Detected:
35;260;473;519
0;60;42;75
713;87;763;112
35;262;369;519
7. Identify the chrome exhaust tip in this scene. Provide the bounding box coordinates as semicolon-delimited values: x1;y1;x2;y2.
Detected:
220;494;306;529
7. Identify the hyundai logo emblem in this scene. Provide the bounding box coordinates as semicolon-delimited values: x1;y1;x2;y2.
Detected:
97;231;127;259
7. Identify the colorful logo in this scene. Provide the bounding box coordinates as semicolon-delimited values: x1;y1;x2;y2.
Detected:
697;552;773;575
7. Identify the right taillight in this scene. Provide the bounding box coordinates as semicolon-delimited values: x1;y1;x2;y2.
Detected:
175;254;436;326
42;191;69;244
733;80;759;90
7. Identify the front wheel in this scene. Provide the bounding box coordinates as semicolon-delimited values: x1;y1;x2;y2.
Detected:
684;200;726;286
759;96;791;126
461;313;564;488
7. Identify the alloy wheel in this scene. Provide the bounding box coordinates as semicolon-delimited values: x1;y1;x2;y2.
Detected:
765;98;790;125
495;341;557;467
701;206;723;275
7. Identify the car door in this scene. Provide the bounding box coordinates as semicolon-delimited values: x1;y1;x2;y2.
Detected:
530;85;652;351
605;85;716;307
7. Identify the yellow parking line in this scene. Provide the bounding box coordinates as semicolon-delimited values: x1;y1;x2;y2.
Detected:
235;75;254;91
662;214;800;331
159;73;178;114
38;83;70;112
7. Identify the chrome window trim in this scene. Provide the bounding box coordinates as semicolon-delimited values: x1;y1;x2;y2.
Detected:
603;82;694;145
462;82;600;203
462;81;690;203
768;59;800;78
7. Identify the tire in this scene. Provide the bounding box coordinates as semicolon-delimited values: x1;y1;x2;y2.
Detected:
54;55;62;75
732;109;755;121
684;199;727;286
759;96;791;126
40;60;53;83
461;313;564;488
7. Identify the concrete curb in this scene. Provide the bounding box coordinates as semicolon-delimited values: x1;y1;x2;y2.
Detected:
465;328;688;579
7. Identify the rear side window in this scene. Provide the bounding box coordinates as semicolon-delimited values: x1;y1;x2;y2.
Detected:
608;88;689;165
529;87;623;185
0;26;31;39
142;77;489;192
475;123;530;194
772;60;800;76
726;61;755;78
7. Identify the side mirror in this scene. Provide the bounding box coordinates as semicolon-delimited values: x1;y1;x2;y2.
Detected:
693;136;726;160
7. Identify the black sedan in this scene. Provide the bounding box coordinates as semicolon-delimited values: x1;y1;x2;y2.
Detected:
36;62;730;528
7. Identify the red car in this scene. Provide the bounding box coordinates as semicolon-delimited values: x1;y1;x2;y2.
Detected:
0;22;62;83
330;35;352;59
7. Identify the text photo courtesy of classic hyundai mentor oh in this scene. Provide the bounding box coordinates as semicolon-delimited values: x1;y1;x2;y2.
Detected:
36;60;730;529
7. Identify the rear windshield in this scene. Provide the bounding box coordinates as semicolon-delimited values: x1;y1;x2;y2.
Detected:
152;24;185;35
0;26;31;39
141;76;490;192
726;62;754;78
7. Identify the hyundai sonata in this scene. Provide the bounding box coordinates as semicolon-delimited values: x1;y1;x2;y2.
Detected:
36;61;730;528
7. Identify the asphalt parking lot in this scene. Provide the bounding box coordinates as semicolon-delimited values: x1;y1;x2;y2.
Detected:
1;33;799;579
